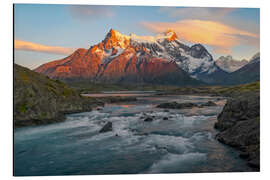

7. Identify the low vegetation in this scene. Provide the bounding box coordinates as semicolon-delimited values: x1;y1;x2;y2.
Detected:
168;81;259;97
66;79;259;98
65;80;180;93
14;64;100;127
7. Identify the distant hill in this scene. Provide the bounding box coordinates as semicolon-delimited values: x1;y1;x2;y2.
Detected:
215;55;248;72
222;53;260;85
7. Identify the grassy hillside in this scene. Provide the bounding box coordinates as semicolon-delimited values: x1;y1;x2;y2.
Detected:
14;64;101;127
168;81;259;97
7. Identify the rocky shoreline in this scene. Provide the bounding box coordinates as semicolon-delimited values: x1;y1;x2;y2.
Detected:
214;92;260;170
155;82;260;170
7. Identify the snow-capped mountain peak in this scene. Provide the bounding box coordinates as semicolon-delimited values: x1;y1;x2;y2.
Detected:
215;55;249;73
248;52;260;64
103;29;131;49
104;29;178;46
37;29;225;84
100;29;220;79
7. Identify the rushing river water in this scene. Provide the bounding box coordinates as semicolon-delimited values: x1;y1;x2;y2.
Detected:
14;93;252;176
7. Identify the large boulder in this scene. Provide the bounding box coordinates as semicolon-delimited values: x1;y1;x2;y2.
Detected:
215;93;259;131
144;117;153;122
215;92;260;170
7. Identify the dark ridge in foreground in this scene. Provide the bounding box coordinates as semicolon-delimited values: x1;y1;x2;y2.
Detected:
14;64;105;127
214;86;260;170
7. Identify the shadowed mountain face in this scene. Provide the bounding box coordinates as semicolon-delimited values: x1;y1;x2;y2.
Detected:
35;29;229;85
215;55;249;73
222;53;260;85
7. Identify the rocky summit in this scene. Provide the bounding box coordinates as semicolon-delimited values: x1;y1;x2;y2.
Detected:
35;29;228;85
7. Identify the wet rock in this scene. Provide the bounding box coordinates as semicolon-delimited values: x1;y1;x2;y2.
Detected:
156;101;198;109
102;96;137;103
215;93;259;131
163;117;169;120
134;132;149;136
164;109;170;112
199;101;217;107
144;117;153;122
215;92;260;170
248;158;260;169
154;145;169;151
239;152;249;159
130;129;137;132
99;122;112;133
155;92;166;96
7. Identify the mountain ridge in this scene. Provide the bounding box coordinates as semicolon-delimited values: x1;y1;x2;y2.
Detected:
221;53;260;85
34;29;233;85
215;55;249;73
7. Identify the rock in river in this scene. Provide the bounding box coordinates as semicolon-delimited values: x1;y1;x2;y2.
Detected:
99;122;113;133
144;117;153;122
156;101;198;109
199;101;217;107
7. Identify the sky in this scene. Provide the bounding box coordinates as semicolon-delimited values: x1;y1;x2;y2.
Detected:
14;4;260;69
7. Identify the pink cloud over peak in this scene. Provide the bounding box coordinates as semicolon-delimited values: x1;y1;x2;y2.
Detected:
141;19;259;54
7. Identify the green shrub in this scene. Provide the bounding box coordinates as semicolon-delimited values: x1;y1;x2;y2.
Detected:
18;103;28;114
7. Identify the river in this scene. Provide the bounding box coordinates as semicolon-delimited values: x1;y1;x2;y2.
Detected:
14;93;252;176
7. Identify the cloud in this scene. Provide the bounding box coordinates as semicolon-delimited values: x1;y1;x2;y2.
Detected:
159;7;236;21
14;39;76;55
68;5;115;21
141;19;259;54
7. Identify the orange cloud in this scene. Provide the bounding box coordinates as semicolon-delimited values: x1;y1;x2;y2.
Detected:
141;20;259;53
14;39;76;55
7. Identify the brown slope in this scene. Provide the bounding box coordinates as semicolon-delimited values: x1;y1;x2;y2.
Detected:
137;56;197;85
96;47;138;82
35;48;89;78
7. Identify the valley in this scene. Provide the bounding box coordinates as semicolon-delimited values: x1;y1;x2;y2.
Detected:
13;5;261;176
14;63;260;174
